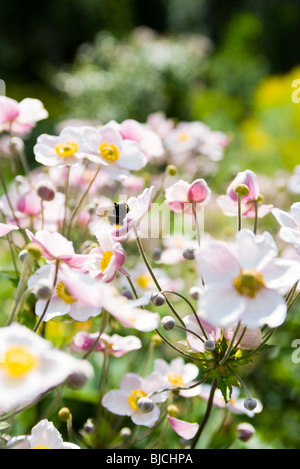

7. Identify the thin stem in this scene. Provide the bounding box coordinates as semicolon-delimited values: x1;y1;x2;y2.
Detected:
83;310;110;359
147;376;208;400
133;227;185;327
237;194;242;231
96;352;110;426
62;165;71;236
227;366;252;399
33;260;60;333
7;255;31;325
191;378;218;449
66;166;101;238
148;417;169;449
192;203;201;247
219;322;241;365
159;289;208;340
234;328;274;362
154;329;204;362
6;233;19;277
253;200;258;235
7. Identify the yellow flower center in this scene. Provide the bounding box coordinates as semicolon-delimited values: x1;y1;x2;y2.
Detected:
2;346;38;378
136;274;152;289
99;142;120;163
100;250;113;272
128;389;147;411
167;373;184;387
34;445;50;449
55;141;78;157
177;132;190;142
56;281;77;304
233;269;265;298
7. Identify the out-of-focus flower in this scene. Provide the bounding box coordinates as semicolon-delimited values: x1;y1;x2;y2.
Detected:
118;119;165;160
224;327;262;350
217;169;273;218
81;122;148;180
34;126;90;167
0;96;48;135
155;237;199;265
0;324;93;413
165;179;211;214
168;416;199;440
28;264;102;322
88;234;127;283
272;202;300;254
0;222;19;237
102;372;167;427
287;165;300;194
25;229;96;271
70;331;142;357
7;419;80;449
146;112;174;140
153;357;199;389
196;229;300;328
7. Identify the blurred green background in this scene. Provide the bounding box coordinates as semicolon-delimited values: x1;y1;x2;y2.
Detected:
1;0;300;449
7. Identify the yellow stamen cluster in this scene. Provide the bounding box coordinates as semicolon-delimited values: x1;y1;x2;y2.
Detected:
56;281;77;304
233;269;265;298
99;142;120;163
2;346;38;378
100;250;113;272
128;389;147;410
136;274;151;289
167;373;184;387
55;141;78;157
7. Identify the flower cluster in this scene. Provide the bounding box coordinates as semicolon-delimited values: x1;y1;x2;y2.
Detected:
0;94;299;450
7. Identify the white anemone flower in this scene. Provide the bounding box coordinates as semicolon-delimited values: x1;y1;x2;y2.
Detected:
272;202;300;254
101;372;167;427
0;324;93;413
7;419;80;449
196;229;300;328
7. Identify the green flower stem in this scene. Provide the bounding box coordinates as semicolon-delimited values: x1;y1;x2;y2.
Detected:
147;376;208;400
148;417;169;449
96;351;110;427
237;194;242;231
33;259;60;333
66;166;101;238
6;233;19;277
192;203;201;247
133;227;185;327
191;378;218;449
7;255;32;326
174;324;205;344
83;310;110;359
159;289;208;341
227;366;252;400
219;322;241;365
155;328;205;362
253;200;258;235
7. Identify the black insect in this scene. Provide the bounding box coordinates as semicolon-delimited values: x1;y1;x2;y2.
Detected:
96;202;130;226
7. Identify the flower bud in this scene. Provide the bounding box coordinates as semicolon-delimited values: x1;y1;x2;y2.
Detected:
67;371;89;390
204;340;215;352
58;407;71;422
120;427;132;439
25;242;43;261
237;422;255;442
161;315;175;330
34;279;53;300
151;333;163;346
137;397;155;414
152;248;162;261
244;398;257;411
183;248;195;260
36;180;56;202
83;419;95;434
167;405;179;417
18;249;29;263
234;184;249;197
166;164;178;176
189;286;201;300
151;292;166;306
121;289;134;300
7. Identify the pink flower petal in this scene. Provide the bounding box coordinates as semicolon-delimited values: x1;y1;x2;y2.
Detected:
168;416;199;440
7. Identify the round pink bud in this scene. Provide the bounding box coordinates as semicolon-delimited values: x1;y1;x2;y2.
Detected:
187;179;210;204
36;180;56;201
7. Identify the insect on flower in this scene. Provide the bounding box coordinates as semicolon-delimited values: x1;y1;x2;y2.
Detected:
96;202;129;227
